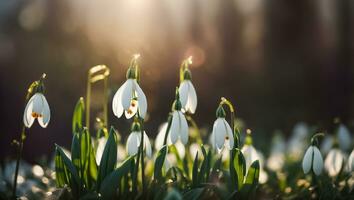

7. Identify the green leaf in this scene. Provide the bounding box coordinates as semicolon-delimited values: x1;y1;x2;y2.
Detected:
233;148;246;190
72;97;85;134
204;149;212;182
241;160;260;199
198;145;207;183
244;160;260;185
97;127;118;190
183;188;205;200
99;157;134;200
80;129;98;189
54;148;70;187
154;145;168;182
55;145;81;197
71;134;81;175
192;152;199;187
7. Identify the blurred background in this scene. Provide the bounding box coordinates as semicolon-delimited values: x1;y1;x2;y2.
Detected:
0;0;353;162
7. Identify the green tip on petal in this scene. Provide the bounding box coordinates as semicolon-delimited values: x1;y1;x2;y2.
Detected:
183;69;192;80
126;67;136;79
131;121;141;132
216;105;226;118
245;134;253;145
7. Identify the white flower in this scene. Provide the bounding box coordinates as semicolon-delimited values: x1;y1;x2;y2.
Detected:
23;92;50;128
320;136;334;155
155;122;186;158
112;79;147;119
179;80;197;114
267;134;286;171
287;122;309;160
126;131;152;158
155;123;171;150
347;149;354;172
211;118;234;150
241;144;259;171
302;145;323;176
337;124;352;151
169;110;189;145
324;148;345;177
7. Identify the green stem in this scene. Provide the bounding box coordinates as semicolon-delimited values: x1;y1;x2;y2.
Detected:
163;114;173;145
12;127;26;198
220;97;238;148
139;118;146;196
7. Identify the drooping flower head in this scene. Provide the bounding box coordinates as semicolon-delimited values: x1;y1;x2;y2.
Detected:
112;54;147;119
23;74;50;128
126;120;152;158
178;57;197;114
169;88;189;145
302;133;324;176
211;105;234;150
324;147;345;177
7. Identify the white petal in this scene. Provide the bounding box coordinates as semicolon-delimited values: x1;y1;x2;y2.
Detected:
178;81;188;109
23;97;35;128
224;121;234;150
243;145;258;170
95;137;107;165
348;149;354;172
213;118;226;149
143;132;152;158
126;132;140;156
38;94;50;128
32;93;44;114
325;149;343;177
112;83;125;118
302;146;314;174
135;81;147;119
179;111;189;144
186;81;197;114
312;146;323;175
155;123;168;150
175;141;186;158
169;111;180;144
121;79;134;110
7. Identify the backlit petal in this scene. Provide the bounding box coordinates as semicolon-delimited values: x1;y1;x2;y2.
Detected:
23;97;35;128
302;146;313;174
179;111;189;144
121;79;134;110
169;111;180;144
312;146;323;175
38;94;50;128
186;81;197;114
126;132;140;156
135;81;147;119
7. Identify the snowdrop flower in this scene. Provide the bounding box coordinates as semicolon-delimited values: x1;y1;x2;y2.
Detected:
241;131;259;171
155;122;185;158
168;90;189;145
23;92;50;128
302;145;323;176
155;123;172;149
347;149;354;172
211;105;234;150
126;122;152;158
337;124;352;151
267;133;286;171
112;56;147;119
288;122;309;160
324;148;345;177
179;68;197;114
